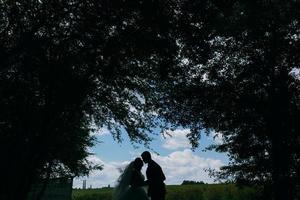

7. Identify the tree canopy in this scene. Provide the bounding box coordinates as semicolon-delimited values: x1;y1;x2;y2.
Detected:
158;1;300;200
0;0;178;199
1;1;300;200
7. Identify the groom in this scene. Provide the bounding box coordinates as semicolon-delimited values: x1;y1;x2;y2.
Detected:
141;151;166;200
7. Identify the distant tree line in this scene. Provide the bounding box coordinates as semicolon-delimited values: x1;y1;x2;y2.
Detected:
181;180;205;185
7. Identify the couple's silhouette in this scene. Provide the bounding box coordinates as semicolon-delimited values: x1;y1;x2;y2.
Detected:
113;151;166;200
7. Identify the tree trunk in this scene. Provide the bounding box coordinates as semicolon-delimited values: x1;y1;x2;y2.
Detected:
270;132;291;200
35;162;52;200
2;169;34;200
1;149;37;200
269;67;292;200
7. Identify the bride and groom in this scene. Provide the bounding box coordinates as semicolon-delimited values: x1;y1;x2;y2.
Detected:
113;151;166;200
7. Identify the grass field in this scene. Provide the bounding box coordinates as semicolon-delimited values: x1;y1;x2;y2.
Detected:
72;184;260;200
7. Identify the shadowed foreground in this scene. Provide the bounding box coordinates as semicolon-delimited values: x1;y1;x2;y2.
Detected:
72;184;260;200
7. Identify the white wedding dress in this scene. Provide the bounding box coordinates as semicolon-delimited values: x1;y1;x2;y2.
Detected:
113;162;149;200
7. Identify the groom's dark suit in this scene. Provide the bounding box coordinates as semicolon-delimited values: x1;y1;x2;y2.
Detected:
145;160;166;200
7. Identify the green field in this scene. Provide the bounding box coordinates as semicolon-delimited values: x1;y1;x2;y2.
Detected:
72;184;260;200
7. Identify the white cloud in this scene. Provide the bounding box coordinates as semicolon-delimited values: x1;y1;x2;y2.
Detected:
73;150;223;188
152;149;223;184
289;67;300;80
210;131;223;144
162;129;192;150
162;128;224;149
73;155;129;188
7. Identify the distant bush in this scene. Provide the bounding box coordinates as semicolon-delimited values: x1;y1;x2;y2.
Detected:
181;180;205;185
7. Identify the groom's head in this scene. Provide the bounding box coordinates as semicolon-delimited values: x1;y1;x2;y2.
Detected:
141;151;151;164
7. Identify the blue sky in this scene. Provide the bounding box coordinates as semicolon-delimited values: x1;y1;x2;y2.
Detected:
73;128;229;188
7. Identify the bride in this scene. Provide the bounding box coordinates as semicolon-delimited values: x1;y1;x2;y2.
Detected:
113;157;149;200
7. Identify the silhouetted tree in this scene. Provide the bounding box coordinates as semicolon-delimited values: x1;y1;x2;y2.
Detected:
0;0;178;199
2;1;300;200
159;1;300;200
181;180;205;185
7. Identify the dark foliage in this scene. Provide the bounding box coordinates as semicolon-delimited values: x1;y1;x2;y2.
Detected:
1;1;300;200
0;0;178;199
181;180;205;185
158;1;300;200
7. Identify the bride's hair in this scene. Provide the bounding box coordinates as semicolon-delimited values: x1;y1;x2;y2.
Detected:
133;157;143;171
112;157;143;200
